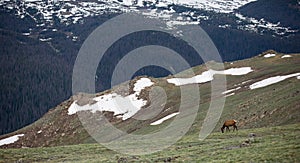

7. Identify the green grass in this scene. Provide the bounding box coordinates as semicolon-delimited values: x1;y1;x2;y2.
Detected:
1;123;299;162
1;53;300;161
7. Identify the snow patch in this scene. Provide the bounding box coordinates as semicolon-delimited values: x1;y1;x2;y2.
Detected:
242;80;252;84
37;130;42;134
133;78;154;92
0;134;24;146
68;78;154;120
166;20;199;30
167;67;253;86
150;112;179;125
264;53;276;58
223;67;253;75
281;55;292;58
249;72;300;89
39;38;52;42
222;87;241;95
225;93;235;97
22;33;30;36
219;24;231;29
24;0;41;2
297;76;300;80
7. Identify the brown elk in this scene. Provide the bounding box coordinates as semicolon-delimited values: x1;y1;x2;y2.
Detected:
221;119;238;133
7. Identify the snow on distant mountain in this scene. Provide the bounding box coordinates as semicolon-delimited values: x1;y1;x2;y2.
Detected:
0;0;297;38
110;0;258;13
234;13;298;36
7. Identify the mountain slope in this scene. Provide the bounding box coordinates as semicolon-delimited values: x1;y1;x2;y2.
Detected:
1;0;300;136
238;0;300;29
1;123;299;162
0;51;299;149
0;28;72;135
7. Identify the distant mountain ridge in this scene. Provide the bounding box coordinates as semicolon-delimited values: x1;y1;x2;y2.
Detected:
0;0;298;37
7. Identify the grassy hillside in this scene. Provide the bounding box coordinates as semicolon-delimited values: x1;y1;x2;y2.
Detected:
0;123;299;162
0;51;299;161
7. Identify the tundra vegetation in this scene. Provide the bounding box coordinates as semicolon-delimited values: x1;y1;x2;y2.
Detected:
0;53;299;162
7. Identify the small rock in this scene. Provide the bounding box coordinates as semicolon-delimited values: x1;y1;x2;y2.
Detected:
165;157;172;162
248;133;256;138
240;142;250;147
131;156;139;160
118;157;127;163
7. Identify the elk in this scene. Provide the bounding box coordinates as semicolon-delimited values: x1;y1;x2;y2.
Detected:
221;119;238;133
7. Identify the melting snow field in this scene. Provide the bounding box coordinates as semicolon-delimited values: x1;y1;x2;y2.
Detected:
250;72;300;90
68;78;154;120
264;53;276;58
133;78;154;92
0;134;24;146
225;93;235;97
222;87;241;95
150;112;179;125
167;67;253;86
281;55;292;58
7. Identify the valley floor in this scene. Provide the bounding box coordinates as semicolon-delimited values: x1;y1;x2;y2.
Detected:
1;123;299;162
